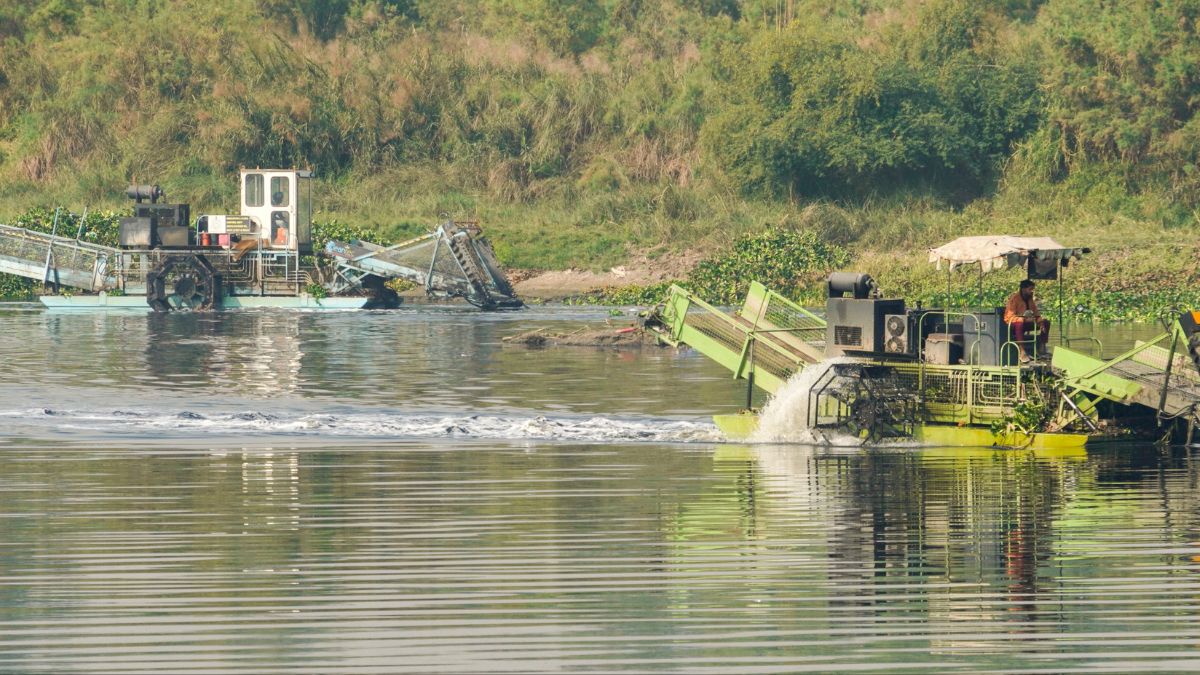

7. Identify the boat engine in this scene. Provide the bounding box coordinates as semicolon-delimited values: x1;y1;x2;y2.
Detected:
824;274;906;357
119;184;192;249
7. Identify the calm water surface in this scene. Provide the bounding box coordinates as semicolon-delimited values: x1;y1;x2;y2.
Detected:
1;305;1197;673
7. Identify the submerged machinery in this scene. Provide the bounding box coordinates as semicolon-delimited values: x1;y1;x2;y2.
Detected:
0;169;522;311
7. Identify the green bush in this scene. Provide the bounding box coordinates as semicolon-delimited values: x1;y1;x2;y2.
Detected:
702;0;1042;199
686;229;850;305
311;219;386;251
586;228;849;306
583;281;675;306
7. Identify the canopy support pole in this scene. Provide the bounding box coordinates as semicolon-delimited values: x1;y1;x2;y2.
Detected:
1058;263;1065;346
977;265;983;309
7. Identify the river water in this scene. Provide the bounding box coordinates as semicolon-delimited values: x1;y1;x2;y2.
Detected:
1;304;1197;673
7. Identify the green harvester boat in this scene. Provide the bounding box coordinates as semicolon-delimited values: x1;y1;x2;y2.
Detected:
653;236;1200;448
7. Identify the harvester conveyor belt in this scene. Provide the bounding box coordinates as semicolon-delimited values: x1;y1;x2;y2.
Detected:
323;221;521;310
655;282;826;395
1102;360;1200;419
0;223;121;292
1054;327;1200;423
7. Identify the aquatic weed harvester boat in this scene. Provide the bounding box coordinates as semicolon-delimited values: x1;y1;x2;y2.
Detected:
0;169;522;311
653;236;1200;448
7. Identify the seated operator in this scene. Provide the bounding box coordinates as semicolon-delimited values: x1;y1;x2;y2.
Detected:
271;211;289;245
1004;278;1050;362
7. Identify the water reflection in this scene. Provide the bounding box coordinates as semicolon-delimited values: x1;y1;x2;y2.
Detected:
3;305;1200;671
1;307;745;417
2;441;1200;671
703;444;1200;666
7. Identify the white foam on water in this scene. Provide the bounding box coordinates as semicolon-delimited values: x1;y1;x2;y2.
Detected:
0;406;723;445
750;357;873;446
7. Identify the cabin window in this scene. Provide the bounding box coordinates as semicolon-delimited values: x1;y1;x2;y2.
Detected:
270;176;289;207
245;173;265;208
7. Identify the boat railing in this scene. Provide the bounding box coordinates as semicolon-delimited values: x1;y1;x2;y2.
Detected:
914;307;1061;366
255;250;311;290
107;248;313;295
910;308;1028;423
886;362;1023;426
913;308;1007;366
212;253;257;285
1060;335;1104;358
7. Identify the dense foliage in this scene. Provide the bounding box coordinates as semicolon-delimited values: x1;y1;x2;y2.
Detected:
0;0;1197;314
686;229;849;304
703;0;1042;199
584;228;848;306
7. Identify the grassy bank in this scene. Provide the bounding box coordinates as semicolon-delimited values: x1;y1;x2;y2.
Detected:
3;167;1198;321
2;0;1199;317
568;182;1200;323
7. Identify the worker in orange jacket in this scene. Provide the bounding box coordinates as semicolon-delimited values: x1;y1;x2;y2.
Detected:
1004;279;1049;362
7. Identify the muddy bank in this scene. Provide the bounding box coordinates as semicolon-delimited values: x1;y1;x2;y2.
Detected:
510;252;700;301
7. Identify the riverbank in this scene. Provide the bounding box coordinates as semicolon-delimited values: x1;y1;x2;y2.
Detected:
509;255;691;302
513;239;1200;325
3;203;1196;323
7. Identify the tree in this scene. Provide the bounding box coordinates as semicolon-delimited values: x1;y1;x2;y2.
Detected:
702;1;1041;199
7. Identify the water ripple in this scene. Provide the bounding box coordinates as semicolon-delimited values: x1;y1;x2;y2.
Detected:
1;307;1199;672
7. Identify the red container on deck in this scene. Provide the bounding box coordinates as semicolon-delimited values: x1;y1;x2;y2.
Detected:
200;233;211;247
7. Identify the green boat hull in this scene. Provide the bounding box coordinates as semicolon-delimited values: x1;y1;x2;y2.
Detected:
713;413;1090;449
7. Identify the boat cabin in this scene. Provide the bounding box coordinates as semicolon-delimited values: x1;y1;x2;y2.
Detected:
200;169;314;253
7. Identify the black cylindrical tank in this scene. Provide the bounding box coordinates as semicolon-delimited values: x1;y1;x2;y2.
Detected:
827;272;876;299
126;185;164;203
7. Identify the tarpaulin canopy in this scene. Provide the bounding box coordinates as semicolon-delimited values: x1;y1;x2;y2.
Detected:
928;236;1088;274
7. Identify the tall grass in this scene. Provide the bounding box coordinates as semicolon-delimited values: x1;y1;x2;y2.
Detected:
0;0;1195;314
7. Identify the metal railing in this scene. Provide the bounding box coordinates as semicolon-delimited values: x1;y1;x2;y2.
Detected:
903;308;1029;425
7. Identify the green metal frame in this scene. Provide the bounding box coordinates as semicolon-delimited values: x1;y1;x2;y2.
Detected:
1052;317;1200;429
1052;332;1170;403
662;285;1030;426
659;283;825;396
888;360;1026;426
